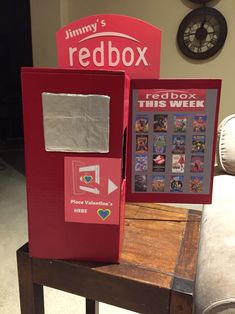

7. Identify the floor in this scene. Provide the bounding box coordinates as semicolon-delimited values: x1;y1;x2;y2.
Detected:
0;139;136;314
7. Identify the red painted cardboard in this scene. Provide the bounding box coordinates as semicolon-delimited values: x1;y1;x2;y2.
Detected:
126;79;221;204
22;67;129;262
56;14;161;79
64;157;122;225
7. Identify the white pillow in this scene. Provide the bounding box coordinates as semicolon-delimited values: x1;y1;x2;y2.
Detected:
217;114;235;175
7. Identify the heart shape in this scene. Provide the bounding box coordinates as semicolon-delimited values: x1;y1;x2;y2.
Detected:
97;208;111;221
83;175;93;184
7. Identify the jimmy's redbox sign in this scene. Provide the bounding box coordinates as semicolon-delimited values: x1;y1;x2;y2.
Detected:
56;14;162;78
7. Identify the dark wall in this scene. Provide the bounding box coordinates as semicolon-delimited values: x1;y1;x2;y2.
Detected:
0;0;33;140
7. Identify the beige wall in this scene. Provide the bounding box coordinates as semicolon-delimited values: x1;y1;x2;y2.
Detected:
30;0;234;122
30;0;61;67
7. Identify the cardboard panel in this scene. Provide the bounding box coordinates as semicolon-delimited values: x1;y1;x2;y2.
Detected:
22;67;130;262
126;79;221;204
64;156;122;225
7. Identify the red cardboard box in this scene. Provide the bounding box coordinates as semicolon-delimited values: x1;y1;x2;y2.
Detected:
22;67;129;262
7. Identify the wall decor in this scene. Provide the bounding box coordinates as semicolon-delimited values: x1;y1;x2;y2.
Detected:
177;3;227;60
189;0;212;3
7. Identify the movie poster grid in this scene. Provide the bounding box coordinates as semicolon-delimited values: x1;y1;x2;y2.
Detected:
134;113;208;193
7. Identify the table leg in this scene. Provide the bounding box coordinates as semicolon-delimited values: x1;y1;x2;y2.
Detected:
17;245;45;314
170;291;192;314
86;299;99;314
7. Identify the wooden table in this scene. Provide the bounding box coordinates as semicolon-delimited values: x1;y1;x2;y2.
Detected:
17;203;201;314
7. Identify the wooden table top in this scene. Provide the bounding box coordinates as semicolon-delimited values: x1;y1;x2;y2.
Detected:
18;202;201;313
97;203;201;292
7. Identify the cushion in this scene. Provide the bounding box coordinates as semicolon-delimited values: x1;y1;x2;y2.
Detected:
194;174;235;314
217;114;235;175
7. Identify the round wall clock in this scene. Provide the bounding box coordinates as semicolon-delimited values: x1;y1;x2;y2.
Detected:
177;7;227;60
189;0;212;3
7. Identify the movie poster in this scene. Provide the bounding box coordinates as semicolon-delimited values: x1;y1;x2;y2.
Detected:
191;156;204;172
153;135;166;154
152;175;165;192
153;114;168;132
172;154;185;173
173;114;187;132
135;154;148;171
136;115;149;133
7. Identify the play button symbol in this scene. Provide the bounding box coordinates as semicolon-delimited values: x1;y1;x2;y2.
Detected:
108;179;118;194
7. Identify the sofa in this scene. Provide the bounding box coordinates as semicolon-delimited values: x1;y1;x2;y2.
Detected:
194;114;235;314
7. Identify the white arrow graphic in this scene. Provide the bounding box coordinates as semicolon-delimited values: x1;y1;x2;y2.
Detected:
108;179;118;195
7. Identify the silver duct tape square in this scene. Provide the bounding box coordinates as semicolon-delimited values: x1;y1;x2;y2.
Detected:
42;93;110;153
